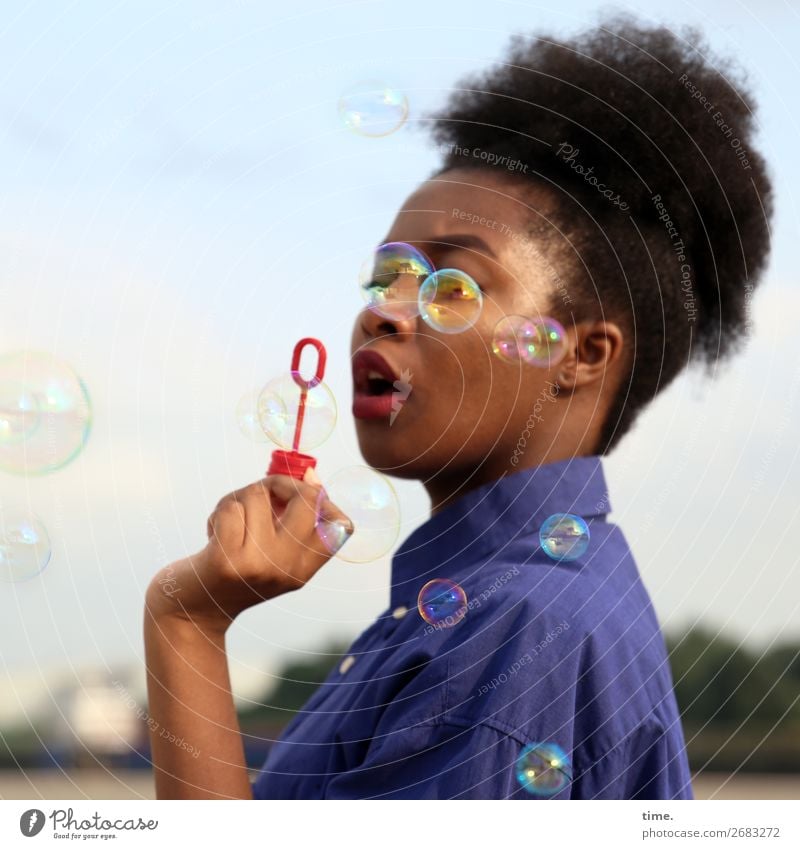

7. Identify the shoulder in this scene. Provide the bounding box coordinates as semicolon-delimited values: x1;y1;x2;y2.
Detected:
431;518;647;642
405;520;677;742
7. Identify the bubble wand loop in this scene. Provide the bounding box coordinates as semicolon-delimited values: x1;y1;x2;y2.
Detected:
267;338;327;480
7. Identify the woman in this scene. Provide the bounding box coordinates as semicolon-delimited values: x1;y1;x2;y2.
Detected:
144;13;773;799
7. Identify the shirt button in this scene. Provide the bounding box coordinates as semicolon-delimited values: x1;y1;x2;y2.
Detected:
339;655;356;674
391;605;408;619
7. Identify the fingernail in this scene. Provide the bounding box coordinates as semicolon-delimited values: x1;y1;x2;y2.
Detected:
304;466;322;486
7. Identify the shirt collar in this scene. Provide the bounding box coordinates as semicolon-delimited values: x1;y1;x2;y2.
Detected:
389;455;611;609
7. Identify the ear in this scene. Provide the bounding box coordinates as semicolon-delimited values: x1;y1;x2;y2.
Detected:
557;320;625;389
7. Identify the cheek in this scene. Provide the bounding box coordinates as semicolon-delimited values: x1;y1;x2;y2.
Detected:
435;333;520;426
460;328;552;433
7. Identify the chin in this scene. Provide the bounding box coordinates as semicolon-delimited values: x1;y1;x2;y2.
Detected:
354;426;430;480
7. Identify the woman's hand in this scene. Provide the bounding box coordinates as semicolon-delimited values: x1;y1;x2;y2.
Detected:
145;468;351;634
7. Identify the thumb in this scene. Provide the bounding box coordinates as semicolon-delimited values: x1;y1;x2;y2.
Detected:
298;468;354;555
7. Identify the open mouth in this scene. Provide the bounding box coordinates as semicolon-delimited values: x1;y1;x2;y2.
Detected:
352;350;399;394
352;349;404;420
363;372;395;396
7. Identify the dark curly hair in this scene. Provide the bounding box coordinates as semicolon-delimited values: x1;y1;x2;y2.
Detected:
425;12;774;452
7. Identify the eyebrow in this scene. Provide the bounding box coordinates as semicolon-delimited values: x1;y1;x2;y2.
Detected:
379;233;498;261
426;233;498;260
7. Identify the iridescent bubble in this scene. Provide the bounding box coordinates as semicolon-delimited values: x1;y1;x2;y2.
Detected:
338;81;409;137
0;509;51;582
0;351;92;476
418;269;483;334
417;578;468;627
492;315;567;367
539;513;590;561
257;372;337;452
235;389;269;443
526;317;567;368
315;465;400;563
0;379;40;444
359;242;434;321
492;315;540;364
515;742;572;796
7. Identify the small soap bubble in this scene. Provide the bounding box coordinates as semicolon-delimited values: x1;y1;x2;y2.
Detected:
0;351;92;476
539;513;590;561
360;242;434;321
315;465;400;563
0;379;40;444
0;509;51;582
417;578;468;627
418;269;483;334
515;742;572;796
527;317;567;368
493;315;567;367
257;372;337;451
235;389;270;443
338;81;409;137
491;315;540;364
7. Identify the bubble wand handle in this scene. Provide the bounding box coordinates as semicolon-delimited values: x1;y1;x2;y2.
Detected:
267;338;327;480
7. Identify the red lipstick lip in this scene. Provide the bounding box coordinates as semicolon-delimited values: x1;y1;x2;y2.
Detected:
351;349;400;391
352;393;396;419
351;349;402;421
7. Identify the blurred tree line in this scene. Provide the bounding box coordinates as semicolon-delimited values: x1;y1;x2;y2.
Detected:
665;628;800;772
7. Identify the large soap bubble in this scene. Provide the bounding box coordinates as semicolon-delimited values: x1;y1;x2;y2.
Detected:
0;351;91;476
315;465;400;563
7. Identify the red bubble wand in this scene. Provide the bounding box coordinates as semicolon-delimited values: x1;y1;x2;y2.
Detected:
267;337;327;480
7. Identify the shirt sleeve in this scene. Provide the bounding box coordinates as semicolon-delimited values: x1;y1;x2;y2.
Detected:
572;719;695;800
322;714;561;800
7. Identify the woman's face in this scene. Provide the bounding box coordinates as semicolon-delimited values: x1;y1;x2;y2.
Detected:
350;167;573;483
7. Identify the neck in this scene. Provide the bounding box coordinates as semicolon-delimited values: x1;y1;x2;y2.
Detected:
424;445;586;517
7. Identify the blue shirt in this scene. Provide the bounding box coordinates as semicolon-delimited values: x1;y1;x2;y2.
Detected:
251;456;693;799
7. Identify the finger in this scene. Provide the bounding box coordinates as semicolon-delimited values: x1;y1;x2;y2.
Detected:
261;474;322;507
259;473;353;561
210;497;246;552
312;499;355;557
269;478;322;540
234;479;276;544
279;482;354;559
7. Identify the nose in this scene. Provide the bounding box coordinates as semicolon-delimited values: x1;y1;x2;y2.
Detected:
357;304;419;340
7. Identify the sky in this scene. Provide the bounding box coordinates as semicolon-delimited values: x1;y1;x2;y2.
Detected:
0;0;798;720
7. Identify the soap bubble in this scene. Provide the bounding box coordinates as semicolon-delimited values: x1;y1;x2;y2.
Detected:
492;315;567;367
539;513;590;561
315;465;400;563
527;317;567;368
257;372;337;452
515;742;572;796
417;578;468;627
0;509;51;582
360;242;434;321
0;351;92;476
338;81;408;137
418;269;483;334
0;379;40;444
235;389;270;443
491;315;539;364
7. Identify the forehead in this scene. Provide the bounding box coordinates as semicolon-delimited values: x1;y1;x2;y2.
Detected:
386;168;555;244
